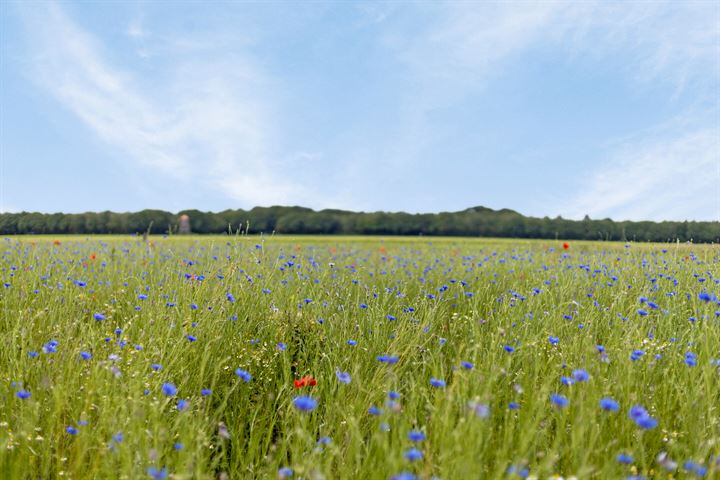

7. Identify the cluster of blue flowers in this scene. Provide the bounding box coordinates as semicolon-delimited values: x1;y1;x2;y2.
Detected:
3;237;719;479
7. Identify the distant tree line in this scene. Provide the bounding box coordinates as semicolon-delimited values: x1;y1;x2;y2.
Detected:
0;206;718;242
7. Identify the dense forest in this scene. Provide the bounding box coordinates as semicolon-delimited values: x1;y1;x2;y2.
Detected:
1;206;718;242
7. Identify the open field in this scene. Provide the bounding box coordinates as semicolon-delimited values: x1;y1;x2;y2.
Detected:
1;235;718;479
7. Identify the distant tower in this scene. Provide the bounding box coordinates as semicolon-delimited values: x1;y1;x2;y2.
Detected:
178;214;191;234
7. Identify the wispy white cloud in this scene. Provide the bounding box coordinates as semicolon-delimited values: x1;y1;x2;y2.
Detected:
563;125;720;221
372;2;577;174
397;1;718;100
20;3;323;209
11;2;719;219
126;19;145;39
379;1;719;219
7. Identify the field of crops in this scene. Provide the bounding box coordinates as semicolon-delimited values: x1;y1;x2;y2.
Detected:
1;235;718;479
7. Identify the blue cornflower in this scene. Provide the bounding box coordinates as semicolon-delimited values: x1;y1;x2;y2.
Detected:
404;448;423;462
347;339;357;346
408;430;426;442
368;405;383;416
186;335;197;342
629;405;648;421
292;396;317;412
685;352;698;367
629;405;657;429
138;294;147;300
550;393;569;408
507;465;530;478
43;340;58;353
226;293;235;302
277;342;288;351
80;351;92;360
699;292;713;302
173;442;183;450
201;388;212;396
94;313;106;321
335;370;351;384
630;350;645;361
694;465;708;477
66;426;78;435
508;402;520;410
147;466;168;479
470;402;490;418
637;309;649;317
461;361;474;369
359;303;368;309
572;369;590;382
388;391;401;400
390;473;417;480
617;453;634;464
387;314;396;321
429;378;446;388
377;355;399;364
177;399;189;411
548;336;560;345
151;363;162;371
190;303;198;310
161;383;177;396
600;397;620;412
235;369;252;382
504;345;515;353
278;467;293;478
636;416;658;429
16;390;31;399
560;376;575;386
112;432;124;443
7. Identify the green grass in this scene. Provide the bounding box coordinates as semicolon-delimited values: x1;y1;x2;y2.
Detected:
0;235;718;479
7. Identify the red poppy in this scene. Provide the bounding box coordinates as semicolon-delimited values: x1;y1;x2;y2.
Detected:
562;242;569;250
293;375;317;388
53;240;61;246
89;253;96;260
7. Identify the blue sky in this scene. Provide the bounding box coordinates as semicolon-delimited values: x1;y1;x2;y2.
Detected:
1;1;718;221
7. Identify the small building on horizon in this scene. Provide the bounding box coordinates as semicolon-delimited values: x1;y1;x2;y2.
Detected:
178;214;191;234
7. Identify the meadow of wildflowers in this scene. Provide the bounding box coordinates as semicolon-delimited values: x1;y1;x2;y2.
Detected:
0;235;718;479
